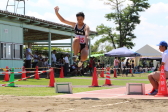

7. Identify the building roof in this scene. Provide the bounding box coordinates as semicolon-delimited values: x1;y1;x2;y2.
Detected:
136;44;162;57
0;10;97;42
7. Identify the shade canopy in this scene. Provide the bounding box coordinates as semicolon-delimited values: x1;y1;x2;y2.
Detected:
136;44;162;58
105;47;141;57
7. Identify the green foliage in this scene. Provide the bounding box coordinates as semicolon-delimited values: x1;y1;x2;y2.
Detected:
94;0;150;51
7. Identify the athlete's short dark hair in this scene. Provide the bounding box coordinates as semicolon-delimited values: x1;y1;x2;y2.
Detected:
76;12;85;18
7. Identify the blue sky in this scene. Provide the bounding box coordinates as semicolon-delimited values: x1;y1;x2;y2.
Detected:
1;0;168;51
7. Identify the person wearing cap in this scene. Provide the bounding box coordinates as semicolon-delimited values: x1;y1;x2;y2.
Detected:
148;41;168;95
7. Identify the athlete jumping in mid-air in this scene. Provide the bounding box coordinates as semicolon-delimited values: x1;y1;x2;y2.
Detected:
54;6;90;67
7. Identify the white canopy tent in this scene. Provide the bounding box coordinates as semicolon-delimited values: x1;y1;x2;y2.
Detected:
134;44;162;69
136;44;162;58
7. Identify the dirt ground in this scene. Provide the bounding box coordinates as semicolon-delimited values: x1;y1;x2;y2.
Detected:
0;96;168;112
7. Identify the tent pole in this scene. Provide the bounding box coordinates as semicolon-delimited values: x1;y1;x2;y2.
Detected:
48;32;51;65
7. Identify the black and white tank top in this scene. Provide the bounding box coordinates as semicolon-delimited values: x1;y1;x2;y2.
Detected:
74;24;86;44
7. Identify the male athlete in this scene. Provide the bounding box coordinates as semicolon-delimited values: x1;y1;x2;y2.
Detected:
54;6;90;67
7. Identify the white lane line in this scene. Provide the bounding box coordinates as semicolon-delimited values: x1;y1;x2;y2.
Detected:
62;109;74;112
92;101;129;108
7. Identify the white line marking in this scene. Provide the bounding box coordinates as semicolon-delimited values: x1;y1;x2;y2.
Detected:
92;101;129;108
62;109;74;112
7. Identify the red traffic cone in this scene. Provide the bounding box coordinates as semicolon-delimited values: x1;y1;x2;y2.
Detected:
100;68;105;78
103;67;112;86
4;66;9;82
22;66;27;80
155;65;168;97
113;68;117;78
59;67;64;78
90;67;100;87
34;66;40;80
49;68;55;87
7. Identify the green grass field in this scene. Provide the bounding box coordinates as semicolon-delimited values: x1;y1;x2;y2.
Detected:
0;73;150;96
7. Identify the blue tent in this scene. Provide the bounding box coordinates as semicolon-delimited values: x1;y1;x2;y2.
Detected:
105;47;141;57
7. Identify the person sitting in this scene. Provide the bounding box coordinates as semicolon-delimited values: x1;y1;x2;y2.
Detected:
70;63;78;76
148;41;168;95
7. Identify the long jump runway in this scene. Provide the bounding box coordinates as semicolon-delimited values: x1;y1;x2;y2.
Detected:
53;84;168;99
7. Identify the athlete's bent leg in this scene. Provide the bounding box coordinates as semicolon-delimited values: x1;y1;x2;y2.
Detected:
80;48;88;61
72;38;80;56
78;48;88;67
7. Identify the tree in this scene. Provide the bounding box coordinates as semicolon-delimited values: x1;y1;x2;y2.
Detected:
95;0;150;49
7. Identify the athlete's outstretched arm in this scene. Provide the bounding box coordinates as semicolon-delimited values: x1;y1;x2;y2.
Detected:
54;6;76;27
85;25;90;48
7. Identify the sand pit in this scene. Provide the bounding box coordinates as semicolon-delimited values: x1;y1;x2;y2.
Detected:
0;95;167;112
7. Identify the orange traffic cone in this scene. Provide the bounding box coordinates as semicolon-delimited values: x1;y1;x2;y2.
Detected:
34;66;40;80
155;65;168;97
4;66;9;82
22;66;27;80
49;68;55;87
103;67;112;86
59;67;64;78
113;68;117;78
90;67;100;87
100;68;105;78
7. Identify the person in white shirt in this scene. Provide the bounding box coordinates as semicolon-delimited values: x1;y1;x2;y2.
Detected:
25;43;33;69
32;51;39;68
120;59;125;77
51;50;57;67
148;41;168;95
63;54;69;76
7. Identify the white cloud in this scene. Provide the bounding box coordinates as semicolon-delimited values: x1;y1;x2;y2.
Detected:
28;0;53;8
87;0;110;10
26;11;61;23
0;1;6;10
56;0;85;7
132;15;168;51
146;2;168;14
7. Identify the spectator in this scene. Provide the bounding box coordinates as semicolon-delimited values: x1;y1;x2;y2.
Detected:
63;54;69;76
25;43;33;76
89;57;93;75
96;60;101;77
70;62;78;76
32;51;39;68
43;57;49;78
121;59;125;77
92;57;96;68
51;50;57;67
143;60;147;68
113;57;120;75
38;53;43;61
149;60;154;68
131;60;135;77
80;64;85;76
148;41;168;95
25;43;33;68
125;59;130;77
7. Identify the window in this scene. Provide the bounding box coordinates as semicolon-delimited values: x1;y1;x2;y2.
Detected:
1;43;12;59
0;42;23;60
6;43;12;59
13;44;23;59
1;43;6;59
